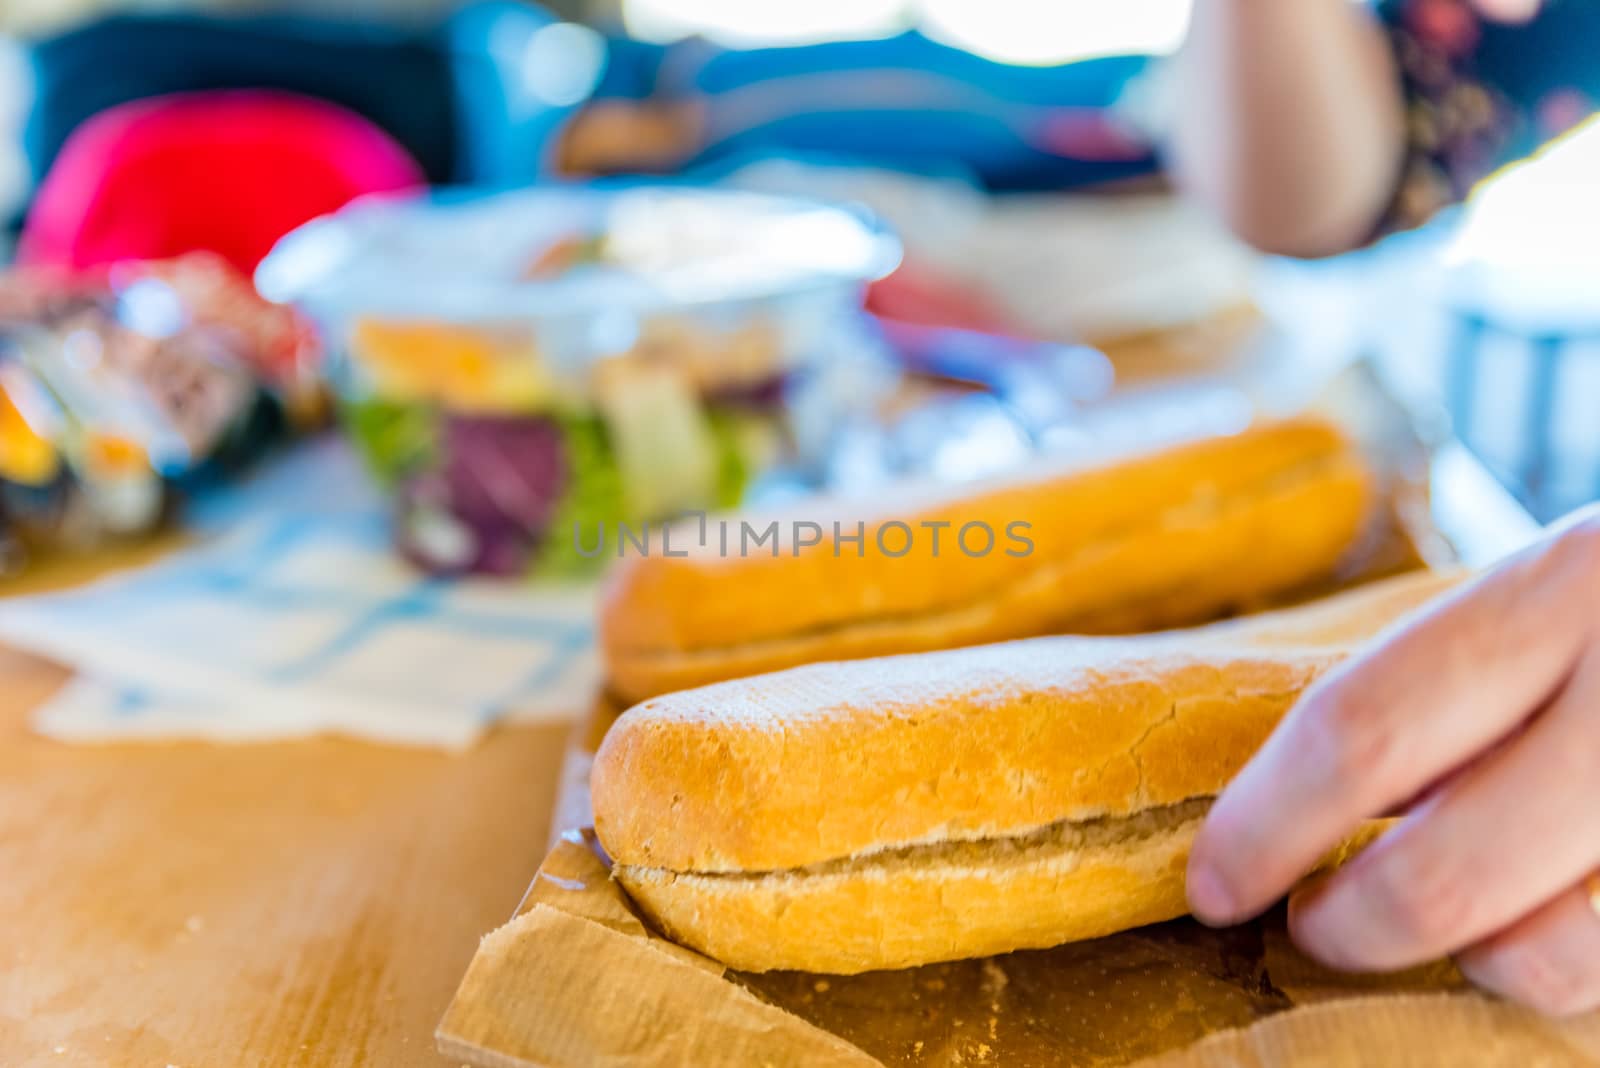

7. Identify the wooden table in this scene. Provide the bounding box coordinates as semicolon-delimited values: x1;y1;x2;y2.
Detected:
0;331;1538;1067
0;620;568;1066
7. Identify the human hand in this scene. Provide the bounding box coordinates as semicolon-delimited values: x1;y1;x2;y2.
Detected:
1187;506;1600;1014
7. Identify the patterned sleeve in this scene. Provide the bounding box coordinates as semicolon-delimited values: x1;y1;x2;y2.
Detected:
1373;0;1600;237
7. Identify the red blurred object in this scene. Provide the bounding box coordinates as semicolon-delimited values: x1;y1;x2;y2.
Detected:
865;260;1018;335
1030;108;1153;162
20;91;425;275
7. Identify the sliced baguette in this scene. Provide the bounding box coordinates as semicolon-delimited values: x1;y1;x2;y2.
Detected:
601;418;1371;702
592;570;1458;973
617;803;1388;975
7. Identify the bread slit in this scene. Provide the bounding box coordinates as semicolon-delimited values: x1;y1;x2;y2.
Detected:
615;798;1218;973
615;798;1385;975
623;795;1213;883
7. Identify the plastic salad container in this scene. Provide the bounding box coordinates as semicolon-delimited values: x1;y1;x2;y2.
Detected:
257;185;902;577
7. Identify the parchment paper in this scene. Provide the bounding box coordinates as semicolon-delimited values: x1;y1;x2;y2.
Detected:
439;370;1575;1067
441;705;1596;1068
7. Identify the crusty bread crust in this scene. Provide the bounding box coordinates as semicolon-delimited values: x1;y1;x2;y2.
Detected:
592;569;1457;972
594;642;1335;874
600;419;1370;702
594;570;1456;876
617;806;1388;974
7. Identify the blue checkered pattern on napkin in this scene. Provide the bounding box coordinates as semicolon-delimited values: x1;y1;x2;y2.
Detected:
0;442;598;748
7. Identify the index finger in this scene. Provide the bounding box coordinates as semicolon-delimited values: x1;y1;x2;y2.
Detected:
1187;510;1600;926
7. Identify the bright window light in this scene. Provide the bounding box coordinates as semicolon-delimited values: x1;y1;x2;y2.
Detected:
623;0;1194;60
624;0;911;46
920;0;1191;64
1444;116;1600;326
1450;116;1600;275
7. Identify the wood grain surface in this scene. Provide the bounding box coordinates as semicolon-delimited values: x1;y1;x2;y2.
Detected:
0;643;568;1067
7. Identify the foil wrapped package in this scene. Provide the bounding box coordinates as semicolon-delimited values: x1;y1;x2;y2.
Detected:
0;253;323;573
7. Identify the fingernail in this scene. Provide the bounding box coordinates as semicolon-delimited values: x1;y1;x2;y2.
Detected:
1187;861;1236;925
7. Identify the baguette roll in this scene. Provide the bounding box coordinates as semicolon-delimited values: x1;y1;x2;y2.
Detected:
600;418;1371;703
592;570;1457;974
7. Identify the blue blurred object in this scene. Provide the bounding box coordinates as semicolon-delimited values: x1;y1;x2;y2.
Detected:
874;317;1113;427
445;1;609;183
22;2;1157;203
25;10;459;188
675;34;1153;192
821;317;1118;492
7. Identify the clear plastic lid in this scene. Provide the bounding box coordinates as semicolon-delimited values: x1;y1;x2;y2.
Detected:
254;184;903;328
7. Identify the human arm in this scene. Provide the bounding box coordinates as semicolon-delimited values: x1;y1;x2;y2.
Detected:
1169;0;1407;257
